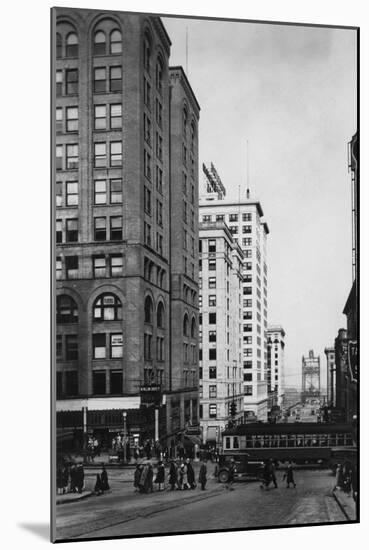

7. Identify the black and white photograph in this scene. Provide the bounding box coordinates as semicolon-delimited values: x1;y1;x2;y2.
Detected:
51;3;359;544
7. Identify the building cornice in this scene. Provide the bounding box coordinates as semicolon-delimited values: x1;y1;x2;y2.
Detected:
169;66;201;116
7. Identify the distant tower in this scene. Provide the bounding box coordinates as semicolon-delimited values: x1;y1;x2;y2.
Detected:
201;163;226;200
301;350;320;403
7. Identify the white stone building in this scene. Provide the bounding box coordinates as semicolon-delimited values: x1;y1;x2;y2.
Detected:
199;166;269;421
199;221;244;444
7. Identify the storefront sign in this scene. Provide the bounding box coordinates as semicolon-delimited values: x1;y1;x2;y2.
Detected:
140;384;162;406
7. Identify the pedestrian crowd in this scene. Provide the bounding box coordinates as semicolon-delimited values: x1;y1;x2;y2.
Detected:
259;459;297;490
133;458;208;494
56;462;110;496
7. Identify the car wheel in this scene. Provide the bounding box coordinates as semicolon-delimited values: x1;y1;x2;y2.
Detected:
218;470;229;483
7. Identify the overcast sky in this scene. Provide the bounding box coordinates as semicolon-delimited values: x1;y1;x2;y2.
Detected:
163;16;357;390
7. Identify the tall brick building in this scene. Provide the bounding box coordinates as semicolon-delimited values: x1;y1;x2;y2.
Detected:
54;8;200;453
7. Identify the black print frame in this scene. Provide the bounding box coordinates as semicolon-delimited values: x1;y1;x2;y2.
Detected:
51;6;359;543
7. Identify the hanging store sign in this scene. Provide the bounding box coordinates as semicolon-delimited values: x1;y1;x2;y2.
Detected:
348;341;358;383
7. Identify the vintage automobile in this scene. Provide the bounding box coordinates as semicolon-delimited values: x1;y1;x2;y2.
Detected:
217;453;264;483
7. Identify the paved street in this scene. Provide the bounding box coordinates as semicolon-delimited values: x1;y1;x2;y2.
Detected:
55;468;347;541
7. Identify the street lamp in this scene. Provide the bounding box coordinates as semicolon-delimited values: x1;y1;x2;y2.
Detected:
122;411;127;464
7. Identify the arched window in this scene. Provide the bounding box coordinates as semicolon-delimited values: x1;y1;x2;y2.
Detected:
191;317;196;338
93;30;106;55
110;29;122;54
156;57;163;93
157;302;165;328
144;295;153;324
93;293;122;321
66;32;78;57
182;107;188;137
57;295;78;323
143;32;151;73
56;33;62;58
183;314;189;337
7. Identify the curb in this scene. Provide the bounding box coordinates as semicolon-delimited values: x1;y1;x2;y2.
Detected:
331;490;354;521
57;491;93;505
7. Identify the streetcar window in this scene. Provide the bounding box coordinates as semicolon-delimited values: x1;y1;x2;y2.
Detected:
296;436;303;447
337;433;344;445
320;435;328;446
311;435;318;446
233;436;239;449
225;437;231;449
246;435;253;448
280;435;287;447
287;435;296;447
327;434;336;446
263;435;270;448
271;435;279;447
345;434;353;446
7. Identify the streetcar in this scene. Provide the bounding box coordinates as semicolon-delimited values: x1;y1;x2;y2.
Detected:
221;422;355;466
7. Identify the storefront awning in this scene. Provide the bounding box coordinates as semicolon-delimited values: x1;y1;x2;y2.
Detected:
184;434;202;447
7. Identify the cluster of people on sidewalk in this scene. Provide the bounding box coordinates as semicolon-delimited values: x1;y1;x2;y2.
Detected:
85;436;100;462
260;459;297;490
134;459;208;494
333;462;357;496
57;463;85;494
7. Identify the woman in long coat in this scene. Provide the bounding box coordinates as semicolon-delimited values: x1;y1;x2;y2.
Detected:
101;465;110;491
155;461;165;491
186;458;196;489
169;461;178;490
198;460;207;490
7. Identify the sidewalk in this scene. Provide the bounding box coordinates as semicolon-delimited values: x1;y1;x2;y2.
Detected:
56;490;93;505
332;488;357;521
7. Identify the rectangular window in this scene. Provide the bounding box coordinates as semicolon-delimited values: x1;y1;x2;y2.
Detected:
66;219;78;242
208;277;216;289
209;312;216;324
93;256;106;278
65;256;78;279
156;200;163;226
244;262;252;271
144;150;151;180
243;225;252;234
93;333;106;359
66;107;78;132
93;371;106;395
56;107;63;132
209;367;217;379
94;67;106;93
144;222;151;246
244;385;253;396
209;385;217;398
66;69;78;95
144;77;151;108
56;145;63;170
156;166;163;193
111;333;123;358
94;217;106;241
229;226;238;234
66;181;78;206
244;336;252;344
110;66;122;92
110;216;122;240
94;142;106;168
110;255;123;277
65;371;78;396
244;360;252;368
209;331;216;342
144;186;151;214
208;259;216;271
209;295;216;307
56;182;62;207
110;104;122;128
216;214;224;221
229;214;238;222
66;144;78;169
65;334;78;360
110;141;122;166
94;180;106;204
156;99;162;127
110;178;122;203
56;70;63;96
209;404;217;418
208;239;216;253
243;213;252;221
243;286;252;295
156;132;163;160
209;348;217;360
56;220;62;243
56;257;62;279
110;370;123;394
243;324;252;332
94;105;107;130
144;113;151;144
